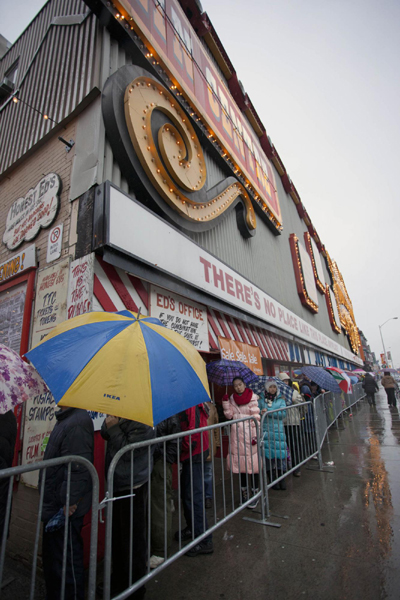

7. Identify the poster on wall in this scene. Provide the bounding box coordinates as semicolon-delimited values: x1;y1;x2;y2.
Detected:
21;258;69;486
0;282;27;353
67;253;94;319
150;285;208;351
46;223;63;263
218;336;263;375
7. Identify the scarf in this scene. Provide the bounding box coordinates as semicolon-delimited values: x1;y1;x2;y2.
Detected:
265;391;277;408
233;387;253;405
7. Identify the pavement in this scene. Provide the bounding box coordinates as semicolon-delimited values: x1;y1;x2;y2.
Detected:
2;385;400;599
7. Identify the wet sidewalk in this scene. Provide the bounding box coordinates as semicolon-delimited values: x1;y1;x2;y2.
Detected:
146;386;400;600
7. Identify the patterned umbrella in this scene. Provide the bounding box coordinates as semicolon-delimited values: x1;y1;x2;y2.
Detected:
206;359;257;387
301;366;341;393
0;343;50;414
249;376;294;405
325;366;352;393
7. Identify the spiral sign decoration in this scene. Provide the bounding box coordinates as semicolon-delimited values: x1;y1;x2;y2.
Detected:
124;76;256;231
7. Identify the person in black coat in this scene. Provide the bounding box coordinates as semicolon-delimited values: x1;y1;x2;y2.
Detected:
0;410;17;540
101;417;155;599
363;373;379;405
41;407;94;600
150;415;181;569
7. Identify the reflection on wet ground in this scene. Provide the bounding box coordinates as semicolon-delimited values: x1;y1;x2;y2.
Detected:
144;387;400;600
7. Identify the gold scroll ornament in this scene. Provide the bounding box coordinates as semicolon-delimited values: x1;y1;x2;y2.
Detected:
124;76;256;230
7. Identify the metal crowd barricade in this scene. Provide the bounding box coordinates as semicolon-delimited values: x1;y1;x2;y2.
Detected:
0;455;99;600
259;401;317;497
101;416;263;600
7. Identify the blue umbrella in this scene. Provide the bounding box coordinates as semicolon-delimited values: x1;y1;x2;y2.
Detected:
301;366;341;393
249;376;294;405
206;359;257;387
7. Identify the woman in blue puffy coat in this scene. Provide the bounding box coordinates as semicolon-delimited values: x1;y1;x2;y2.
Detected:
259;381;288;490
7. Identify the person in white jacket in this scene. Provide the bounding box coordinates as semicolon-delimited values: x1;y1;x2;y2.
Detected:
278;373;305;477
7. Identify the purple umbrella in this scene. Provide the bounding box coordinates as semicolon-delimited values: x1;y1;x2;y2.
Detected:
206;359;258;387
0;343;50;414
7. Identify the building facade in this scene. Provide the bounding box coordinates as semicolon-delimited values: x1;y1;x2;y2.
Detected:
0;0;362;558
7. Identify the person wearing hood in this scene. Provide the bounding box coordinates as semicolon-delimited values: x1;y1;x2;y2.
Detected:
362;373;379;406
222;377;260;508
259;381;287;490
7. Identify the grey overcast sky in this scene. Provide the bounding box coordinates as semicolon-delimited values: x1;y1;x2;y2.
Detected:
1;0;399;367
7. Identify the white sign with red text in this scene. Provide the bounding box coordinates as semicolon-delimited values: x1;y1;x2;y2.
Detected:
107;187;362;365
150;285;208;351
67;253;94;320
3;174;60;250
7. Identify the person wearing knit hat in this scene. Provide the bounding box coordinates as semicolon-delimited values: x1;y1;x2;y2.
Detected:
258;380;288;490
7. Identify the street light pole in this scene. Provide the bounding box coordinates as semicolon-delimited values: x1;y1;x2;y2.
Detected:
379;317;398;366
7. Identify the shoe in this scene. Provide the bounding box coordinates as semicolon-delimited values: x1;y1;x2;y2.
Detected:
149;555;165;569
241;487;248;504
185;540;214;557
293;470;301;477
279;478;287;491
272;482;280;490
205;497;212;509
174;526;192;541
247;489;259;509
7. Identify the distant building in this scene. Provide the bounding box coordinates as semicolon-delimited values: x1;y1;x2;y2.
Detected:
358;329;376;371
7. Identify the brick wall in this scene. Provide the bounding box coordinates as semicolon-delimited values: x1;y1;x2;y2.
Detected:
1;121;78;562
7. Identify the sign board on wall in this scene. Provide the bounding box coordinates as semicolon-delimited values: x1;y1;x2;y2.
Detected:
0;282;27;353
21;258;69;486
103;186;362;365
150;284;208;351
0;244;36;284
218;336;262;375
67;253;94;319
116;0;281;225
3;174;61;250
46;224;63;263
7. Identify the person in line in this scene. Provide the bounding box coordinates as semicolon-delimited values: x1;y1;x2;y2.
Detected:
222;377;260;508
175;403;213;557
149;414;181;569
278;373;305;477
204;400;219;510
381;371;398;408
259;381;287;490
363;372;379;406
299;377;318;455
0;409;17;541
101;416;155;599
41;406;94;600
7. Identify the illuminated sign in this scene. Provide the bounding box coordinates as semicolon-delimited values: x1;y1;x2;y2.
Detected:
325;285;341;334
3;174;60;250
289;234;318;314
104;0;281;228
304;232;325;294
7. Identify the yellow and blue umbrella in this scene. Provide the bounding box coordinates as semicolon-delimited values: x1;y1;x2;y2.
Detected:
26;310;210;426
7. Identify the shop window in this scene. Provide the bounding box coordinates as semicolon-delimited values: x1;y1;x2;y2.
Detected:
0;58;19;102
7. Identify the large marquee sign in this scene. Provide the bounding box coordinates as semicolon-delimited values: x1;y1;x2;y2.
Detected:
94;184;362;364
3;173;61;250
100;0;281;232
289;234;319;314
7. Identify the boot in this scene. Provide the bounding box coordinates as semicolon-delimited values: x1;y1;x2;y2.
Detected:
241;487;248;504
248;489;259;509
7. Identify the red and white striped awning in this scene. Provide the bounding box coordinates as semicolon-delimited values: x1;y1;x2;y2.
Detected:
93;256;291;363
207;307;290;363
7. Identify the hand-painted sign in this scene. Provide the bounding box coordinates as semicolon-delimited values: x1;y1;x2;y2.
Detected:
150;284;208;350
218;336;262;375
3;173;60;250
46;224;63;263
67;253;94;319
0;244;36;283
